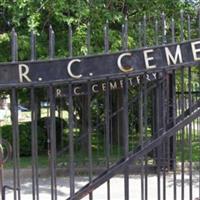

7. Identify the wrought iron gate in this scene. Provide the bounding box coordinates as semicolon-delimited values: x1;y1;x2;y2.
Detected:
0;10;200;200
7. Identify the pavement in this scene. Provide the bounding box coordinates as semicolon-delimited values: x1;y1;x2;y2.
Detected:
2;172;200;200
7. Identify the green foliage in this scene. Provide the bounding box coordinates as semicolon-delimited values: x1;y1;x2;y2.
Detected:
1;121;46;156
0;0;198;62
1;117;67;156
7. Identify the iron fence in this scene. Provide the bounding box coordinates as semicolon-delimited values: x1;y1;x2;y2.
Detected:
0;9;199;200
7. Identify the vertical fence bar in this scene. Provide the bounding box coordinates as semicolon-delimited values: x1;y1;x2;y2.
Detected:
49;85;57;200
30;31;39;200
68;25;73;57
49;26;55;59
11;28;20;200
141;14;146;199
171;69;177;200
104;21;109;54
87;23;91;55
31;31;36;61
161;13;167;200
188;66;193;200
143;15;147;47
11;28;18;62
187;15;193;200
104;22;110;199
162;71;167;200
138;22;142;47
87;80;93;200
48;26;57;200
139;81;144;200
31;87;39;200
143;77;148;200
123;77;129;200
155;19;159;45
171;16;177;200
171;18;175;43
180;10;184;42
180;10;185;200
11;88;20;200
198;8;200;38
105;78;110;200
86;21;93;200
121;19;128;51
187;15;191;40
68;83;75;196
162;12;167;44
124;16;128;50
156;78;161;200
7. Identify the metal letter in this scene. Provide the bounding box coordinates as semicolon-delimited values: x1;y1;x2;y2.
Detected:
18;64;32;82
117;53;133;73
67;59;82;79
143;49;156;69
165;45;183;65
191;41;200;61
74;87;82;95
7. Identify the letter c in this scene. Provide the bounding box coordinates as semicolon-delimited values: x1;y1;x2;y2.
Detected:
67;59;82;79
117;53;133;73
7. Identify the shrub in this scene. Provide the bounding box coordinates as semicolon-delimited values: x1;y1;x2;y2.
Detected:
1;117;67;156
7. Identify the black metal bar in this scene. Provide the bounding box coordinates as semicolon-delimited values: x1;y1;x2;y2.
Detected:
188;67;193;200
68;25;73;57
170;17;177;200
156;78;161;200
138;22;142;47
181;69;185;200
171;17;175;43
139;81;144;200
30;31;39;200
105;78;110;200
87;80;93;200
122;16;128;50
172;69;177;200
11;28;20;200
11;28;18;62
104;21;109;54
87;23;91;55
143;15;147;47
188;15;191;40
123;77;129;200
143;77;148;200
125;16;128;49
161;14;167;200
31;87;39;200
11;88;21;200
31;31;36;61
180;10;185;200
68;83;75;196
49;85;57;200
162;71;167;200
49;26;55;59
155;19;159;45
162;12;167;44
188;17;192;200
180;10;184;42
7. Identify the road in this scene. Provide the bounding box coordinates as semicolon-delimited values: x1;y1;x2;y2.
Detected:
3;172;200;200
